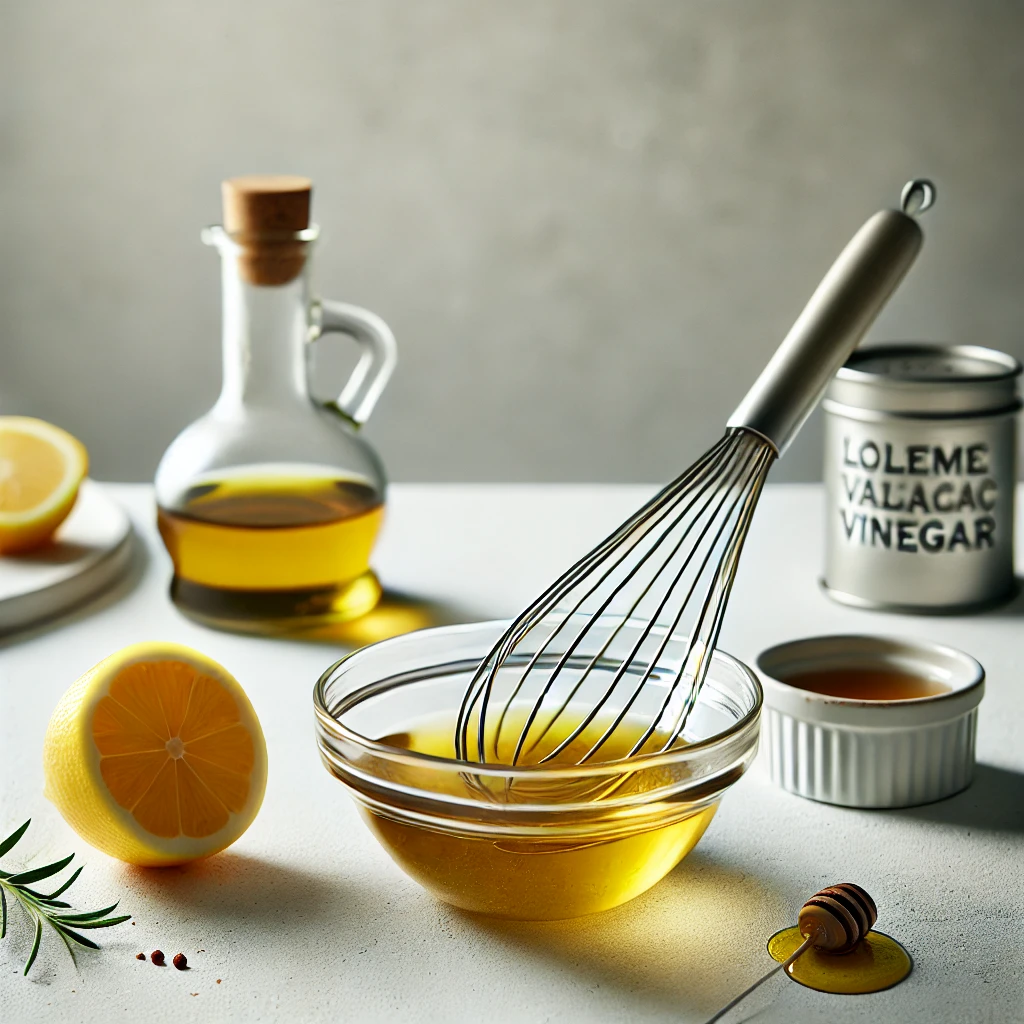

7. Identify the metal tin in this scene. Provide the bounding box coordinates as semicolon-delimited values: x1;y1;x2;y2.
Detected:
822;343;1021;613
757;634;984;808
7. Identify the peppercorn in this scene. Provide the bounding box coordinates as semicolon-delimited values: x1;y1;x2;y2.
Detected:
151;950;165;966
173;953;188;970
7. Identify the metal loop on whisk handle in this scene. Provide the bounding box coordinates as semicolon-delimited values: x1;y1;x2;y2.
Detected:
727;180;936;455
703;882;878;1024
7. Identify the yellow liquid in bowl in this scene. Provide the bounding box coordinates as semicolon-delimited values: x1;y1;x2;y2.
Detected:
359;714;718;920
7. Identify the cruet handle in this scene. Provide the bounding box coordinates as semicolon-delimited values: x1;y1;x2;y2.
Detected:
311;300;398;426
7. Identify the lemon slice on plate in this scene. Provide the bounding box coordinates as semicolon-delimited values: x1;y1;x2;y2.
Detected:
44;643;268;866
0;416;88;553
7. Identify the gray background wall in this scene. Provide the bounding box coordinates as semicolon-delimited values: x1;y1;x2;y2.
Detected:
2;1;1022;484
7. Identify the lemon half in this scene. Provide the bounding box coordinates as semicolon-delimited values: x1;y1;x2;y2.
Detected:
0;416;88;553
44;643;268;866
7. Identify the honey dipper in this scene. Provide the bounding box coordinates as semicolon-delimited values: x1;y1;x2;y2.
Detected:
704;883;877;1023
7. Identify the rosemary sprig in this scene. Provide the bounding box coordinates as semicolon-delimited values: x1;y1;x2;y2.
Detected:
0;819;130;975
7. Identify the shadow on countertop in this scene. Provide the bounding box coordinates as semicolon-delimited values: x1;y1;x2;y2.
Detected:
166;583;478;648
461;851;790;1018
118;851;358;928
297;587;475;646
891;763;1024;833
979;576;1024;616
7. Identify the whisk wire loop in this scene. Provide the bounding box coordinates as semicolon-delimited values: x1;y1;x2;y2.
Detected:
656;441;772;752
455;430;774;766
454;434;734;763
531;436;769;766
510;438;743;765
615;437;774;760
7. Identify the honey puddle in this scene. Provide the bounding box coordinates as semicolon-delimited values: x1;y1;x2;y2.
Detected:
768;925;913;993
357;710;716;920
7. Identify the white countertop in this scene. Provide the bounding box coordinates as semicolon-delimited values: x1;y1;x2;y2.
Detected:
2;483;1022;1023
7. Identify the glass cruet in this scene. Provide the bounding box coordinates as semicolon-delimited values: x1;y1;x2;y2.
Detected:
155;176;397;635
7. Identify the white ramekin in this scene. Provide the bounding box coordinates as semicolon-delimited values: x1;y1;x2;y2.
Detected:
757;635;985;809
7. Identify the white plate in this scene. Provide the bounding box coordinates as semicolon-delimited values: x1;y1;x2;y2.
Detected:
0;480;134;634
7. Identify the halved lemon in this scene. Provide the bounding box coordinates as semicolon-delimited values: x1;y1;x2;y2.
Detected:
0;416;88;553
43;643;268;866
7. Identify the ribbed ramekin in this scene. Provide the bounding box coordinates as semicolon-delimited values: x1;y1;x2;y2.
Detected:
757;635;984;809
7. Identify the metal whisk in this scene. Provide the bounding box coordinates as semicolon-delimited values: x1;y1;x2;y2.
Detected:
455;180;936;767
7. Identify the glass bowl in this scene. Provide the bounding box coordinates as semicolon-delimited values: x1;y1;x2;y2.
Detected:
313;620;761;920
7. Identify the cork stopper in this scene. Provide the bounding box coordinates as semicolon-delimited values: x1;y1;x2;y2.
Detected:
221;175;313;285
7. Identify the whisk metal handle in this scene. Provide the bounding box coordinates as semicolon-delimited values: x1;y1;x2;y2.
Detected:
727;180;935;455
